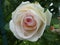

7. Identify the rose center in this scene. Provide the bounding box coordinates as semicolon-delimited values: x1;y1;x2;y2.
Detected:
23;15;36;27
24;17;33;26
23;15;37;30
26;17;32;23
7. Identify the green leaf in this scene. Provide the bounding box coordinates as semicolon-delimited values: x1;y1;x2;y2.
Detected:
4;23;9;31
44;8;47;12
54;24;60;29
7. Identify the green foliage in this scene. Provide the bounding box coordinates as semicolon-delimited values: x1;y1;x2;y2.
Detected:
0;0;60;45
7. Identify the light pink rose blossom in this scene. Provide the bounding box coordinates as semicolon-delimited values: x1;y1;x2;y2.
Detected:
9;1;52;42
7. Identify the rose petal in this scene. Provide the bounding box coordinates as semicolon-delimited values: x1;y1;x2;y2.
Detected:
27;21;46;42
9;20;23;40
34;2;52;25
44;9;52;25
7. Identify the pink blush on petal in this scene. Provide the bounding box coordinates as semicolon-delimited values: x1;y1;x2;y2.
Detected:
24;16;34;26
26;17;32;23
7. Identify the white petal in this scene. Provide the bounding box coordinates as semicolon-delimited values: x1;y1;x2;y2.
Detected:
33;3;47;23
12;1;30;18
27;22;46;42
34;2;44;12
21;1;30;6
44;10;52;25
9;20;23;40
34;3;52;25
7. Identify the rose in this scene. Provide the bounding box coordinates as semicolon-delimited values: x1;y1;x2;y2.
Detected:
9;1;52;42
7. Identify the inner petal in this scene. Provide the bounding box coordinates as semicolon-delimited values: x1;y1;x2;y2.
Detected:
25;17;33;26
23;15;37;31
24;15;35;26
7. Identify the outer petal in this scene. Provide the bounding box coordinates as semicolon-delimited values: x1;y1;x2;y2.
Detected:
12;1;30;18
9;20;23;40
20;1;30;6
34;2;44;13
34;2;52;25
44;10;52;25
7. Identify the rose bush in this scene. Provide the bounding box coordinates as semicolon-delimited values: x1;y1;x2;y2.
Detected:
9;1;52;42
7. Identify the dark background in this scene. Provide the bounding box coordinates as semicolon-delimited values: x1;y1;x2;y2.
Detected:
0;0;60;45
